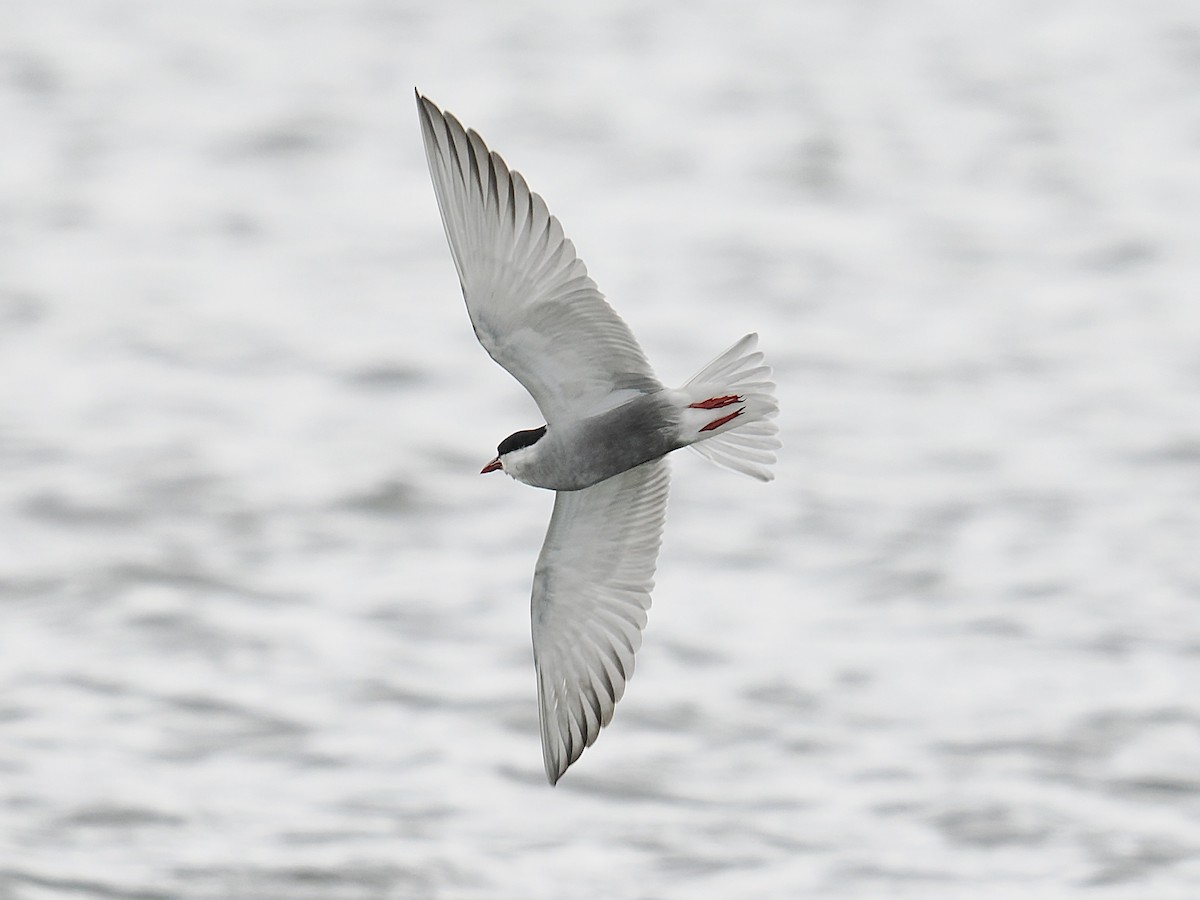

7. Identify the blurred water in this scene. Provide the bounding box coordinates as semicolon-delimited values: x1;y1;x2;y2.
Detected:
3;1;1200;897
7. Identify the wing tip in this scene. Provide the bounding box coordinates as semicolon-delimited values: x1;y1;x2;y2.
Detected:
414;86;432;114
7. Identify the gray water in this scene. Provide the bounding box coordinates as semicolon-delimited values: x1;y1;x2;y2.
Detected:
3;1;1200;897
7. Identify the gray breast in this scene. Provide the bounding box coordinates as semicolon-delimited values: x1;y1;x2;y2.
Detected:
547;393;680;491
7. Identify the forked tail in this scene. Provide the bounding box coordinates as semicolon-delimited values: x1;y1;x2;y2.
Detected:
674;333;780;481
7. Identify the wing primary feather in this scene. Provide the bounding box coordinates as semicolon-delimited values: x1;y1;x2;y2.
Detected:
486;151;502;217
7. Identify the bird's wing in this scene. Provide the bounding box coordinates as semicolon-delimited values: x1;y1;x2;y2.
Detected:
416;91;661;426
530;458;671;784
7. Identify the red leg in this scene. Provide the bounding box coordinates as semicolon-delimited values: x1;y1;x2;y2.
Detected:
700;408;745;432
689;394;742;410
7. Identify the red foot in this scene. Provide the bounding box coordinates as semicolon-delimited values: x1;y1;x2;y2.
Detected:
700;408;745;432
689;394;742;410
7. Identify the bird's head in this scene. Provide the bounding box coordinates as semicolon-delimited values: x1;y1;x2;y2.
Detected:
481;425;547;478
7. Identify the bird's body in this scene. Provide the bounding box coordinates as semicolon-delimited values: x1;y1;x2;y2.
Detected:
499;390;679;491
416;91;779;784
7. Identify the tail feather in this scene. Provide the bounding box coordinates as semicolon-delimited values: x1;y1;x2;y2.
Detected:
675;333;780;482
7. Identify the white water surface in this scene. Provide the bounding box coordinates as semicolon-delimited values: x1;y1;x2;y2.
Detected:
3;1;1200;897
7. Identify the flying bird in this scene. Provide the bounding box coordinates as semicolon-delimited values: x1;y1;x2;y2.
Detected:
416;90;779;785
